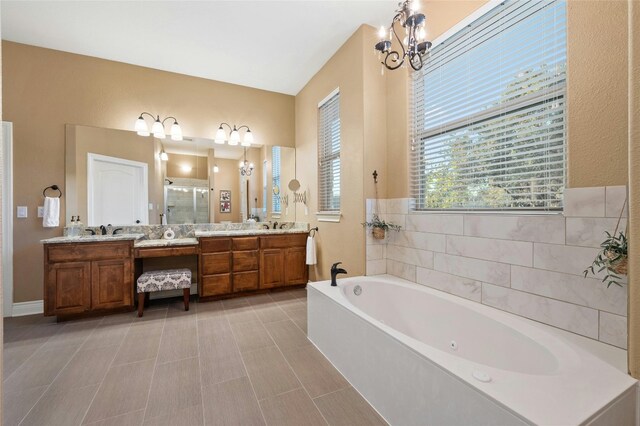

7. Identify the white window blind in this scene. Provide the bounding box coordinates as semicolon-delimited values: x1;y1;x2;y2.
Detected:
272;146;281;213
411;0;567;211
318;91;341;212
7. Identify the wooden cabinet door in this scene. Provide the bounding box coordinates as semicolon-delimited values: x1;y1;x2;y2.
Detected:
260;249;285;289
201;274;231;297
91;259;133;310
285;247;308;285
202;253;231;275
46;262;91;315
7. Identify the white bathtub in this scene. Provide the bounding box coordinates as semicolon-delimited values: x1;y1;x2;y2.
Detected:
308;275;637;425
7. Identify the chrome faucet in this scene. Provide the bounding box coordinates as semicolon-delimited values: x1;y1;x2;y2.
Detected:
330;262;347;287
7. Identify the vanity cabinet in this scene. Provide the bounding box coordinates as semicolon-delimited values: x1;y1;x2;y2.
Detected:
44;241;134;317
260;234;308;288
198;233;307;299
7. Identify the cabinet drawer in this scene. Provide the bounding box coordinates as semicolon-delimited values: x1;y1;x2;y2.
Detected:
232;237;259;251
134;245;198;258
233;250;259;272
201;274;231;296
47;242;131;263
260;234;307;249
202;253;231;275
233;271;259;292
200;238;231;253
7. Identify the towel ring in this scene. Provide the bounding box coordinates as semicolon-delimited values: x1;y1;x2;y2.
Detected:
43;185;62;198
309;227;318;237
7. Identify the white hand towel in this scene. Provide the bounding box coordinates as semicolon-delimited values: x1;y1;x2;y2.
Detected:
306;235;317;265
161;214;167;225
43;197;60;228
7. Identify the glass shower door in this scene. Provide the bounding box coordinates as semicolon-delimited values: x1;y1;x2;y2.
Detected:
165;185;209;224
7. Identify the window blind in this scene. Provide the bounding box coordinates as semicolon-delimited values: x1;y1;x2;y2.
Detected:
272;146;281;213
318;91;341;212
411;0;567;211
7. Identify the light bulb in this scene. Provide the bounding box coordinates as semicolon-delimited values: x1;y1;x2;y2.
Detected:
160;151;168;161
170;122;182;141
135;116;150;136
239;160;245;168
249;162;254;170
418;27;426;41
410;0;419;13
151;119;165;139
213;165;219;173
214;126;226;144
229;129;240;145
242;129;254;146
378;25;386;39
181;164;192;173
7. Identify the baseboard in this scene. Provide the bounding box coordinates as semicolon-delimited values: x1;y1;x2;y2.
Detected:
12;300;44;317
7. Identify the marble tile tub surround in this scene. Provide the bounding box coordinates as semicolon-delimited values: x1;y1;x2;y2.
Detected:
63;222;308;240
365;186;629;349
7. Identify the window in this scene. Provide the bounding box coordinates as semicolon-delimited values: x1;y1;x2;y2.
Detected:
272;146;281;213
318;89;341;212
411;0;567;211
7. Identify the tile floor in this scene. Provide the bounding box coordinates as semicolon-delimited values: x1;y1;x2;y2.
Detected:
3;288;387;426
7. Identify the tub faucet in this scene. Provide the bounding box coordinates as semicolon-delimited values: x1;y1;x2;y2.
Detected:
331;262;347;287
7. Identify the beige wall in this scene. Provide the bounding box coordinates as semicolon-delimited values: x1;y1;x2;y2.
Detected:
65;125;163;225
295;27;367;280
166;153;208;180
2;41;294;303
627;0;639;378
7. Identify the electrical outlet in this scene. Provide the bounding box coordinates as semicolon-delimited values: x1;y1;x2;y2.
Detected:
17;206;27;218
37;206;44;218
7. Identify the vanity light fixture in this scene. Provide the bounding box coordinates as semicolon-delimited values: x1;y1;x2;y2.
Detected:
213;165;219;173
375;0;432;71
214;123;254;147
135;112;183;141
239;148;254;176
160;150;169;161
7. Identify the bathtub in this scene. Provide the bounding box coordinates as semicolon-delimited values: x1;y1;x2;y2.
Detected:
308;275;637;425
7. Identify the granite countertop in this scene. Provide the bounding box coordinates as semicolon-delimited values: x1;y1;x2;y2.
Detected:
41;234;145;244
134;238;199;248
194;229;309;237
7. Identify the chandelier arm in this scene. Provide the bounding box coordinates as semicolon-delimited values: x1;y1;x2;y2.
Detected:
218;122;233;132
139;112;155;121
409;52;423;71
391;19;406;60
236;125;251;132
383;51;405;70
161;116;179;125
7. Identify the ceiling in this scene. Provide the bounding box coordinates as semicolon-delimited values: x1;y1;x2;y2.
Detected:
1;0;396;95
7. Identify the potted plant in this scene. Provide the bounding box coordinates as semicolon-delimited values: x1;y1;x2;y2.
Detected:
584;230;628;288
362;214;402;240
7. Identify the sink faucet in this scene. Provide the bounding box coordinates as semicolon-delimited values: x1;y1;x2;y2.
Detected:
85;228;96;236
99;225;107;235
330;262;347;287
262;224;270;230
272;221;278;229
112;228;124;235
279;223;287;229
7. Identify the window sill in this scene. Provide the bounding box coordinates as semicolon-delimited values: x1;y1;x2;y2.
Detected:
316;212;342;223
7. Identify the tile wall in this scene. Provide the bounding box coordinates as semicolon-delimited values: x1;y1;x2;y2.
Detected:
365;186;628;349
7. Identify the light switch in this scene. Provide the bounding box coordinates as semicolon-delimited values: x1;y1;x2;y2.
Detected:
37;206;44;218
148;203;153;211
17;206;28;218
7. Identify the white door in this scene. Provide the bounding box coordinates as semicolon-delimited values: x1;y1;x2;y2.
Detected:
87;154;148;226
2;122;13;317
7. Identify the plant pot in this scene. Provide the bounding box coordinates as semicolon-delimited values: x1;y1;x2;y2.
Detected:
605;250;628;275
372;227;386;240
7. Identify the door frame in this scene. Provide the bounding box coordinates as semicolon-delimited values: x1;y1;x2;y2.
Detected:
87;153;149;226
2;122;13;317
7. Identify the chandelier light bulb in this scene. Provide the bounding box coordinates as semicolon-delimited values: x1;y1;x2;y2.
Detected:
378;26;386;39
160;150;169;161
229;128;240;145
418;27;426;41
151;118;165;139
213;165;219;173
242;129;254;146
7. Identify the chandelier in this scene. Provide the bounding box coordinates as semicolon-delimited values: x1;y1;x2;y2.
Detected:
215;123;254;147
239;148;254;176
135;112;183;141
374;0;432;71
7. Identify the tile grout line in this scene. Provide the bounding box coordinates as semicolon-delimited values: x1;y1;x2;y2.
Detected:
195;301;208;426
17;319;103;426
138;308;168;424
227;300;270;426
78;318;134;425
261;299;330;426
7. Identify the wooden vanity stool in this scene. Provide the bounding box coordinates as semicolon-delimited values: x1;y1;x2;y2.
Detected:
136;269;192;317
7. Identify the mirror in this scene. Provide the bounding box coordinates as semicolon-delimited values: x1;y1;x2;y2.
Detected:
65;124;296;226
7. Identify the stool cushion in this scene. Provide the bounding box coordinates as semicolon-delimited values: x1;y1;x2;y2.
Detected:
137;269;192;293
